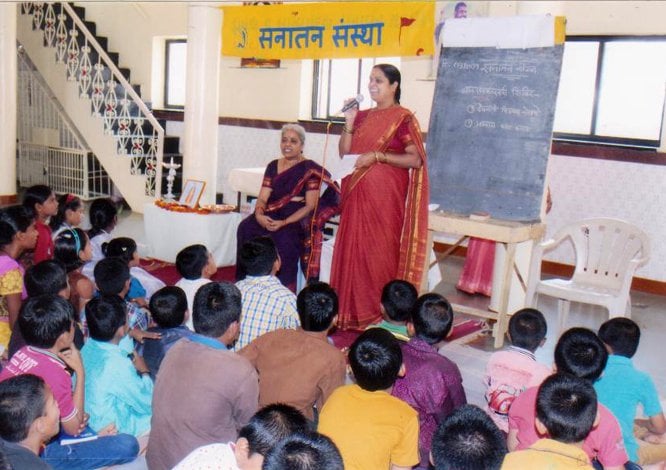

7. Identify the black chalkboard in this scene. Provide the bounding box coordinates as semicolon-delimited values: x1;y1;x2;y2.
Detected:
426;45;564;222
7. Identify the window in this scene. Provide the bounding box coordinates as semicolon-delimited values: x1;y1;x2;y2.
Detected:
554;37;666;148
312;57;400;120
164;39;187;109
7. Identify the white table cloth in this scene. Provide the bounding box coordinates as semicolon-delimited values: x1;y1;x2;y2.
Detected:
143;203;242;267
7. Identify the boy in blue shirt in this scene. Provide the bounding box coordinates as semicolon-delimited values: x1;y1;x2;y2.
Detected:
81;295;153;437
138;286;194;379
595;317;666;467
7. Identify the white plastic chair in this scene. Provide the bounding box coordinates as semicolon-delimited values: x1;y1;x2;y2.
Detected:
525;218;650;332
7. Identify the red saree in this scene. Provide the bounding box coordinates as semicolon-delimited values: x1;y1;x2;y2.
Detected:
330;106;429;330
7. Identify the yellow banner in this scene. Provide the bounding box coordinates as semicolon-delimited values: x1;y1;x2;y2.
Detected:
221;2;433;59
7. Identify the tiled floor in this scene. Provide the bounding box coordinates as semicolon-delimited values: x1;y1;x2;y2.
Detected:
115;210;666;407
435;255;666;408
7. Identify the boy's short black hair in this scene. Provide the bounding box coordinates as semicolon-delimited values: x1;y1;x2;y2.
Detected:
239;403;308;458
598;317;640;358
85;295;127;342
0;374;48;442
19;295;74;349
381;280;418;323
149;286;188;329
192;282;242;338
431;405;507;470
349;328;402;392
24;260;68;297
412;293;453;345
263;432;344;470
238;236;278;276
536;373;597;443
94;257;130;295
296;282;338;332
175;244;209;280
508;308;548;352
554;328;608;382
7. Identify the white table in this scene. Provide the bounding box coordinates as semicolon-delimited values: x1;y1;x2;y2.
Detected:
143;202;242;267
228;167;265;197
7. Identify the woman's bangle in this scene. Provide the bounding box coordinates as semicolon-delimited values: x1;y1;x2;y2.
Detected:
373;151;379;164
342;125;354;135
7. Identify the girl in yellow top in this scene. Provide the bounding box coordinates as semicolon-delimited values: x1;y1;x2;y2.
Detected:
0;205;38;354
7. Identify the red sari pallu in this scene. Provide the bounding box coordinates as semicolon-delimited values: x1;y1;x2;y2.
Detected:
330;106;429;330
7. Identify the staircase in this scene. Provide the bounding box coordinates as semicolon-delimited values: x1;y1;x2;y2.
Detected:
17;2;184;212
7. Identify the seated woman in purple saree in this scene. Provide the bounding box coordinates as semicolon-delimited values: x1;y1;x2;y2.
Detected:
236;124;339;292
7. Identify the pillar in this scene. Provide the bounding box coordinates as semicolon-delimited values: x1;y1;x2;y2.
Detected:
182;3;222;206
0;3;17;203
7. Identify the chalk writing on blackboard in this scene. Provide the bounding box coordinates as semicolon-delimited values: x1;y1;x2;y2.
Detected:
426;46;564;222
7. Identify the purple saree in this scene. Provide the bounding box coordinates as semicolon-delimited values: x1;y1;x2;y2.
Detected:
235;159;339;291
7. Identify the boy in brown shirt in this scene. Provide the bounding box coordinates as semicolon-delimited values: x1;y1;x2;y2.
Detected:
239;282;346;421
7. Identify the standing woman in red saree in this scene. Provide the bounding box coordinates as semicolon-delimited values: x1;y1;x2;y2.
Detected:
330;64;430;330
236;124;339;292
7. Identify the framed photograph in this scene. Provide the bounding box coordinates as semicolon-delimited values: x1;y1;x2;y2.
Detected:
240;57;281;69
432;1;490;78
179;179;206;208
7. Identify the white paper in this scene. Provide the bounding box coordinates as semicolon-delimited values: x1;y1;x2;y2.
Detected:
330;154;359;183
442;16;557;49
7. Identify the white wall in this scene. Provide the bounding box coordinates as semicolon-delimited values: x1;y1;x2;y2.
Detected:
80;2;188;104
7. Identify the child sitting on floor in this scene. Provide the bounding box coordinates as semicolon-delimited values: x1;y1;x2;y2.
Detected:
54;228;95;319
94;257;159;349
484;308;551;432
0;374;60;470
22;185;58;264
239;282;346;422
595;318;666;468
502;373;598;469
431;405;507;470
81;198;117;281
366;279;418;341
103;237;148;307
508;327;629;470
0;295;140;469
138;286;194;379
318;328;420;470
8;260;85;358
50;193;84;239
392;292;467;468
174;404;309;469
263;432;344;470
104;237;165;301
234;237;299;350
174;244;217;330
0;205;37;355
81;295;153;437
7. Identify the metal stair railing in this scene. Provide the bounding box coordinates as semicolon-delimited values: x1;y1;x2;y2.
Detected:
17;46;112;199
21;2;164;198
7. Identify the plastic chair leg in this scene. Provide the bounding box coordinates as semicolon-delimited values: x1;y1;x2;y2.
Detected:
558;299;571;333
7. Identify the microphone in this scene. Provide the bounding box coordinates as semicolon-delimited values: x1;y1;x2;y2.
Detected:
336;94;364;115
